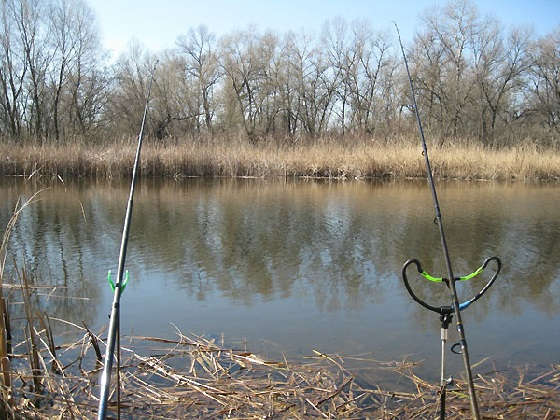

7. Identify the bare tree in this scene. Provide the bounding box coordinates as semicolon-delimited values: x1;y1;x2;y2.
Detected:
322;18;349;135
152;52;203;140
0;0;27;137
220;29;281;142
414;0;478;139
289;32;338;137
0;0;106;141
48;0;101;141
16;0;51;137
471;22;532;144
106;41;154;136
176;25;221;133
65;3;107;138
346;21;394;136
0;0;554;148
273;32;300;138
528;28;560;141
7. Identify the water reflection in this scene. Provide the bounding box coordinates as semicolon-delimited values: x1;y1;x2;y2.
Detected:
0;178;559;375
128;180;560;315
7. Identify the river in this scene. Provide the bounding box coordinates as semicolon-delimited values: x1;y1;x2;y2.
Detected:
1;177;559;382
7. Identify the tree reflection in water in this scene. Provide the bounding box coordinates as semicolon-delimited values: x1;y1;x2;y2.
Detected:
0;178;558;376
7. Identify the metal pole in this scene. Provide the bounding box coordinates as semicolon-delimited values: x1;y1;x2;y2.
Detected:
439;312;452;420
440;329;446;420
98;61;158;420
394;24;480;420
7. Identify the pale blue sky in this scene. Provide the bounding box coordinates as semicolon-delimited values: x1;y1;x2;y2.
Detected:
90;0;560;58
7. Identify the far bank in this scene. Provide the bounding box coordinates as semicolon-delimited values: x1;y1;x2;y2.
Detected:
1;137;559;181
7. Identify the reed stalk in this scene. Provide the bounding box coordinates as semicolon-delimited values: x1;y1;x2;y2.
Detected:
2;325;558;419
1;138;560;181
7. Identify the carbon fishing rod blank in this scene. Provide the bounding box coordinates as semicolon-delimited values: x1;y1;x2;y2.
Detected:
97;60;158;420
394;22;503;420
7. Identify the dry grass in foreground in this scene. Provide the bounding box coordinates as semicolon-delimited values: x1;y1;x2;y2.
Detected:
1;138;560;181
1;325;559;419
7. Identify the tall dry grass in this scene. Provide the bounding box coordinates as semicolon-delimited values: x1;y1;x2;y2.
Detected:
1;137;559;181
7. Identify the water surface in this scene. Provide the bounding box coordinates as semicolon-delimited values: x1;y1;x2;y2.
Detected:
1;178;559;381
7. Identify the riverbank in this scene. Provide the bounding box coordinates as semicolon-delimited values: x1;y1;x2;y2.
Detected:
2;138;560;181
5;325;560;419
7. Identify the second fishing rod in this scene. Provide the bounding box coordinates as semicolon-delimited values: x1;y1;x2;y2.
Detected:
98;60;158;420
394;24;482;420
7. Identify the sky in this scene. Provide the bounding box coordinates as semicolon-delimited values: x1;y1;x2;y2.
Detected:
90;0;560;59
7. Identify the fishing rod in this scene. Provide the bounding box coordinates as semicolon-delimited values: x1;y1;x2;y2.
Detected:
394;24;501;420
98;60;158;420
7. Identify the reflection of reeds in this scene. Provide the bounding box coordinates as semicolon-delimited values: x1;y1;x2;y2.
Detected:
1;138;560;181
0;189;558;418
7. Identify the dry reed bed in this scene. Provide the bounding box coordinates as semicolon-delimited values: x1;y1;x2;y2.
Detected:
1;140;560;181
2;321;559;419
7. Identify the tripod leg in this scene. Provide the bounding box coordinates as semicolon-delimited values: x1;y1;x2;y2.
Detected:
440;326;447;419
440;384;446;420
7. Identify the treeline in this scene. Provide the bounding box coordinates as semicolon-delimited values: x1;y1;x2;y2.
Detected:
1;0;559;147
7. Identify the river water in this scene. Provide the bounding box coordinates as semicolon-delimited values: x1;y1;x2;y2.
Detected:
1;178;559;381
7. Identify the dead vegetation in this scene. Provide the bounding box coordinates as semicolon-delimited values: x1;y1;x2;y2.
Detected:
2;137;560;182
1;321;559;419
